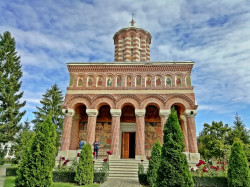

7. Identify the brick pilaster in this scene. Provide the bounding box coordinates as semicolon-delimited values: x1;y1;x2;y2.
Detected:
185;110;198;153
86;109;98;145
135;109;146;156
159;109;171;144
180;115;189;152
110;109;122;155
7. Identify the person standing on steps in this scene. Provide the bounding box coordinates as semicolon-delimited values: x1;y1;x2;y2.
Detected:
93;138;100;159
78;139;85;149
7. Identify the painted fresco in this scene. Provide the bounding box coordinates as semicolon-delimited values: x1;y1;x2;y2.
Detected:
106;76;112;87
69;75;74;86
136;75;142;87
87;76;93;87
145;122;161;151
155;76;162;87
117;75;122;87
126;75;132;87
145;75;152;87
165;76;172;86
97;76;103;87
176;76;182;86
77;77;83;87
186;75;191;86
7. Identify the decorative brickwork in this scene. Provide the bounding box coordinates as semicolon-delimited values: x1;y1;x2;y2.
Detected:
60;21;199;162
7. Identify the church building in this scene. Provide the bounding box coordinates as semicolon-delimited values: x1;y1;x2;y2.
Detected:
59;19;200;163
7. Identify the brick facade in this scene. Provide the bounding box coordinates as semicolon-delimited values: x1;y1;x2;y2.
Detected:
60;21;200;163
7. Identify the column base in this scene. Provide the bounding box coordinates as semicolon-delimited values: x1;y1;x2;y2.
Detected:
184;152;200;167
109;155;121;160
135;155;146;160
56;150;80;166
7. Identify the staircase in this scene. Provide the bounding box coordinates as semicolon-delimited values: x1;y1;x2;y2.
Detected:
94;158;149;180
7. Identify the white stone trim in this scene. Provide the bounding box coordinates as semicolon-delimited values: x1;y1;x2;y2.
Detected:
62;108;75;116
184;110;197;117
135;109;146;117
159;109;171;117
86;109;99;117
110;109;122;117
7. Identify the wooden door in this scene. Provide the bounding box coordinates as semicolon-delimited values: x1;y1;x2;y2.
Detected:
122;132;130;158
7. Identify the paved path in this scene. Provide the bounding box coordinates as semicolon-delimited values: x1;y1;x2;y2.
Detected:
100;178;140;187
0;164;10;187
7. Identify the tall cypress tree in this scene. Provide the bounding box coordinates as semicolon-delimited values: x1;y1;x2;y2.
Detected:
0;31;26;143
156;108;193;187
32;84;64;149
15;115;57;187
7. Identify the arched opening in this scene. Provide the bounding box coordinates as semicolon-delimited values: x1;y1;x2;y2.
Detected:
120;105;136;123
145;105;161;156
96;105;112;156
70;104;88;150
120;105;136;158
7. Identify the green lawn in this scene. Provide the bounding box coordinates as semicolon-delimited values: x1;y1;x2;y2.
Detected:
4;177;100;187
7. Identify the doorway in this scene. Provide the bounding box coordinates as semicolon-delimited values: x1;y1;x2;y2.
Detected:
121;132;135;158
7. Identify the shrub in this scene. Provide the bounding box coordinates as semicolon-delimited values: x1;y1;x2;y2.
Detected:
52;171;76;183
15;116;57;187
228;140;250;187
147;140;161;187
156;108;194;187
6;167;18;176
192;176;227;186
75;144;94;185
138;163;149;186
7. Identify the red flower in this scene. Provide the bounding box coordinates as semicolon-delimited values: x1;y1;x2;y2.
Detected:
222;166;225;171
77;153;80;157
107;151;112;155
60;156;65;161
201;174;203;176
93;152;96;156
202;167;208;172
146;156;150;160
103;158;108;162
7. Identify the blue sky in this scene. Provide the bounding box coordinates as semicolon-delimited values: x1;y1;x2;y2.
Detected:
0;0;250;134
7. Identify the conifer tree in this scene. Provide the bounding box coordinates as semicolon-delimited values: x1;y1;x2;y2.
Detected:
0;31;26;143
147;140;161;187
75;144;94;185
156;108;193;187
32;84;64;149
228;139;250;187
15;115;57;187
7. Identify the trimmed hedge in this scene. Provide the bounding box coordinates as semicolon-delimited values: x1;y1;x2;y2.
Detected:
193;176;228;187
138;173;228;187
6;168;107;184
6;167;18;176
53;171;76;183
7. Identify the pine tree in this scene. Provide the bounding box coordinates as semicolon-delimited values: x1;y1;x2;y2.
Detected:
0;31;26;143
15;115;57;187
156;108;193;187
147;140;161;187
75;144;94;185
32;84;64;149
228;139;250;187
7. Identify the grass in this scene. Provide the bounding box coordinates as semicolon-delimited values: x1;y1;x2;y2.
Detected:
4;177;100;187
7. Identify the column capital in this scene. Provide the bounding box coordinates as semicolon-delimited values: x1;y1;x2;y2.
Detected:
86;109;99;117
62;108;75;116
180;114;187;122
110;109;121;117
135;109;146;117
184;110;197;118
159;109;171;117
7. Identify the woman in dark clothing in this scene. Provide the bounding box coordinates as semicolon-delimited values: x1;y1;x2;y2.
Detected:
93;138;100;159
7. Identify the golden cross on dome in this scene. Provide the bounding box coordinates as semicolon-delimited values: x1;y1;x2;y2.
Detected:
130;14;135;26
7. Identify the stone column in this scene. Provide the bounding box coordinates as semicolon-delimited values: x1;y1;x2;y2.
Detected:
110;109;122;159
61;108;75;151
69;114;81;150
86;109;98;145
159;110;171;144
185;110;198;153
135;109;146;160
180;115;189;152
